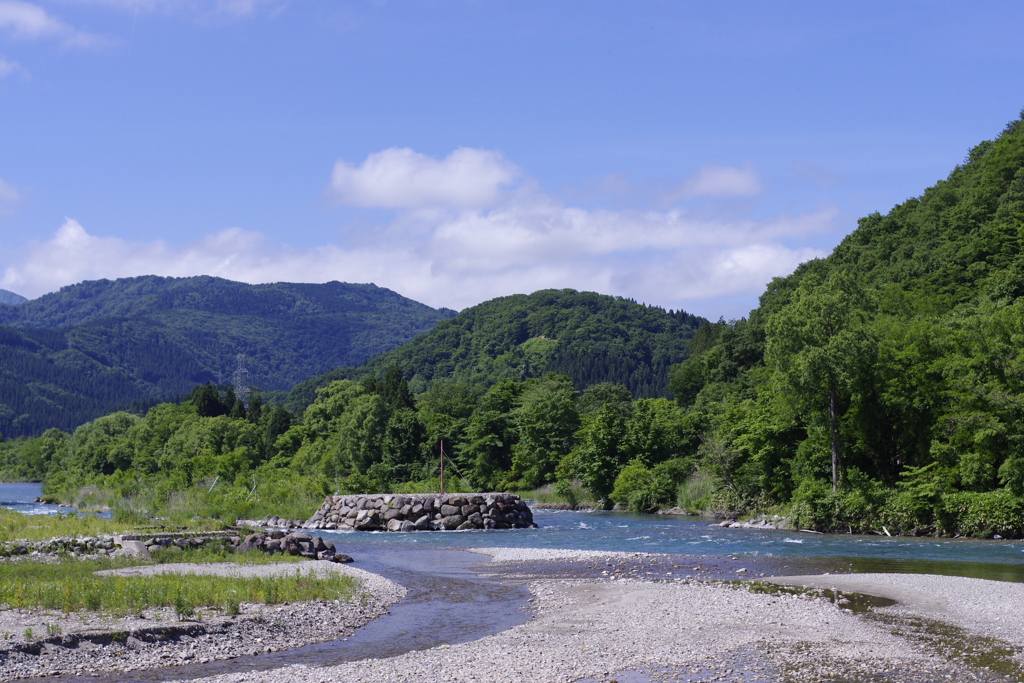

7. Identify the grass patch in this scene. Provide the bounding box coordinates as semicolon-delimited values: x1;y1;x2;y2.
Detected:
53;470;330;527
520;482;595;508
0;509;140;544
0;557;358;617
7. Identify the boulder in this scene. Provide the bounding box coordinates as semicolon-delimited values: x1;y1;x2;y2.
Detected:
440;514;465;530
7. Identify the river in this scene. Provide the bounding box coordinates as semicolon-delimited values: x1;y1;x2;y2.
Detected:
5;481;1024;681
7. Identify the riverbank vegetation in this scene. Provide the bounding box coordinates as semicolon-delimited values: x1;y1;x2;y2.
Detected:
1;113;1023;538
0;557;356;618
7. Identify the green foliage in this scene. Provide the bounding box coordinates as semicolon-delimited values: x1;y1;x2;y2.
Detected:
676;471;720;515
938;489;1024;538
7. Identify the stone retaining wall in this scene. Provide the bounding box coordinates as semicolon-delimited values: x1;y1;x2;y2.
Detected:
304;493;535;531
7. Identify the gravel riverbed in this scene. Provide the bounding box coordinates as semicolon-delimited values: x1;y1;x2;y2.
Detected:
0;561;406;680
3;549;1023;682
184;548;1024;683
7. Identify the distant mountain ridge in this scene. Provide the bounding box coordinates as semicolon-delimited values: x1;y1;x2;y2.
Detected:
0;289;26;306
0;276;456;438
286;288;705;411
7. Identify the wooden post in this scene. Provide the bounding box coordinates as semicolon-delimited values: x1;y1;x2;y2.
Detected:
440;439;445;495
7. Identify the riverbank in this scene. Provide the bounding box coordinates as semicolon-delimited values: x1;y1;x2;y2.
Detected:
0;561;406;680
185;549;1023;683
4;548;1023;682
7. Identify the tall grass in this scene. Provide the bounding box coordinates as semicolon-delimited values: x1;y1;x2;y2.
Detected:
676;471;721;515
77;472;329;527
0;509;143;544
0;558;358;617
520;482;595;508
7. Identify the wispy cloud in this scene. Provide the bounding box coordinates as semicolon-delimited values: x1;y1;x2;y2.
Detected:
57;0;286;19
0;176;20;204
0;56;27;77
667;163;763;200
329;147;520;209
0;0;104;47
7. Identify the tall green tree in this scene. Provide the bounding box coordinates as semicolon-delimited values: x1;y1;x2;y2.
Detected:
506;373;579;489
765;271;875;490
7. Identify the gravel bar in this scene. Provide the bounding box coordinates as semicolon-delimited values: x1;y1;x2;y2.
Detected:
185;548;1024;683
4;549;1023;682
0;561;406;680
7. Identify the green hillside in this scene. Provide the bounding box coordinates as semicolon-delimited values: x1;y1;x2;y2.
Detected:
286;289;705;411
0;276;455;438
669;110;1024;534
0;289;26;306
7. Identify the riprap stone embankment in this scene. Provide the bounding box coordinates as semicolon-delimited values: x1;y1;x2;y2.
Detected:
303;493;534;531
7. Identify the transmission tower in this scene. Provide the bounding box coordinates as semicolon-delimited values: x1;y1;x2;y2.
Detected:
233;354;251;409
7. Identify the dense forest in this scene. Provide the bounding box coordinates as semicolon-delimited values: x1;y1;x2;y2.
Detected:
0;276;455;438
286;289;704;411
2;113;1023;538
668;111;1024;535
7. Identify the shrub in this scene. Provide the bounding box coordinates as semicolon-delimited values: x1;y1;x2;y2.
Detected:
173;591;195;620
676;471;720;515
610;461;655;511
938;489;1024;538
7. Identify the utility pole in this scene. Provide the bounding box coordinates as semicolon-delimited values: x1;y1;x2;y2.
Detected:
233;354;251;409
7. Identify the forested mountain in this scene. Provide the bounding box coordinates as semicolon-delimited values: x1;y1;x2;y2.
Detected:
669;111;1024;534
0;289;26;306
286;289;705;411
0;276;455;438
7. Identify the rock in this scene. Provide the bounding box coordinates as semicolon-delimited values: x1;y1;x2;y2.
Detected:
440;514;466;530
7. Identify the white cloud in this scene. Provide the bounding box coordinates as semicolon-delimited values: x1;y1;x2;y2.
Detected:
329;147;520;208
0;57;27;77
0;149;834;317
0;176;20;204
668;163;763;200
2;202;830;318
0;0;103;47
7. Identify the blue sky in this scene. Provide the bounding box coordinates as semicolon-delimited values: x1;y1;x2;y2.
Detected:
1;1;1022;319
